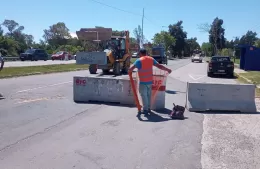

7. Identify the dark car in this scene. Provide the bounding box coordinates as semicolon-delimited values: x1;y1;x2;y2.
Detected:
207;56;234;77
20;49;48;61
151;47;167;65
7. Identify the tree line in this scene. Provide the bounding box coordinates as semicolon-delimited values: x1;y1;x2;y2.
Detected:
200;17;260;57
0;19;201;58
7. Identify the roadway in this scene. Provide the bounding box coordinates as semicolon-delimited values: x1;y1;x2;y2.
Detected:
0;59;259;169
5;60;76;67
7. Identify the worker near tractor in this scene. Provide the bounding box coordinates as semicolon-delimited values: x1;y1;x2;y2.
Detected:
0;53;4;99
129;48;172;115
0;52;4;71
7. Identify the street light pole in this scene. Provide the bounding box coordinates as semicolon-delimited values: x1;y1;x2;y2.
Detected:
141;8;144;48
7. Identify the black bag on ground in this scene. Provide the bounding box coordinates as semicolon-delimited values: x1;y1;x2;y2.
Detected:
169;103;185;119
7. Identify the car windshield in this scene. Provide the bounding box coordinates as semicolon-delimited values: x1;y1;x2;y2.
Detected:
25;49;35;54
211;57;230;62
56;51;63;55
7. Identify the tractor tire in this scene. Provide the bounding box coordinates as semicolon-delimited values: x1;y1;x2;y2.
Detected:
102;69;109;74
113;61;121;76
89;64;97;74
122;57;131;73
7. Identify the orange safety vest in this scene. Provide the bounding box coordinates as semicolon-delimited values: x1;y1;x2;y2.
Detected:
138;56;153;83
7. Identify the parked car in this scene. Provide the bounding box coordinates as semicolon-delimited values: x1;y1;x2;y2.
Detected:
207;56;234;77
20;49;48;61
51;51;72;60
191;54;202;63
131;52;138;58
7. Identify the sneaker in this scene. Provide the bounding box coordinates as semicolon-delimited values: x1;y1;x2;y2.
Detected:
143;110;149;115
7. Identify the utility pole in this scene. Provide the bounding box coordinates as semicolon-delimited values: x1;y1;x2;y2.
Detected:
141;8;144;48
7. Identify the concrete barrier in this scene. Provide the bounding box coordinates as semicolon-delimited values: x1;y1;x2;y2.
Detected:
73;74;136;105
186;82;257;112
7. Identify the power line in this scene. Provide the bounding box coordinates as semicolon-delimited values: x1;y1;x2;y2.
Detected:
88;0;141;17
88;0;161;28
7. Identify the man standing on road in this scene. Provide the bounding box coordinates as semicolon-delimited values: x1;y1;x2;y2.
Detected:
0;52;4;71
0;53;4;99
129;48;172;115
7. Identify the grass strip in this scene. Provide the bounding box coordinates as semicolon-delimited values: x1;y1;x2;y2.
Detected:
0;58;138;79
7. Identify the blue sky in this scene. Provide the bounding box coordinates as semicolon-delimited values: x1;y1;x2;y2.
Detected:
1;0;259;45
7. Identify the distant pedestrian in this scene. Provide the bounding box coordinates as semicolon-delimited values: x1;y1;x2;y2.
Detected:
0;53;4;71
0;53;4;99
129;48;171;115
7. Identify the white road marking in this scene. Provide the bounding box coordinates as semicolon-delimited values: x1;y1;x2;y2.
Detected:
188;74;206;81
16;81;72;93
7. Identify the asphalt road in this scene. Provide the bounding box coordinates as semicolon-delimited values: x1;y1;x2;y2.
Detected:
0;59;259;169
5;60;76;67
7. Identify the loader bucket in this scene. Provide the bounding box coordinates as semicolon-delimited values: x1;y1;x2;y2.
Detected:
76;28;112;41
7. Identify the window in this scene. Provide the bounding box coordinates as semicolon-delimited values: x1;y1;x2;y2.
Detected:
56;51;63;55
25;49;35;54
152;48;162;55
211;57;230;62
120;39;126;50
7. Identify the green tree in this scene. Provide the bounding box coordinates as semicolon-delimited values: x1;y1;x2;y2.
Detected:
168;21;187;57
0;36;20;56
184;37;200;56
152;31;176;52
239;31;258;45
254;39;260;48
133;25;145;46
43;22;71;48
201;42;213;56
0;25;3;36
2;19;34;54
209;17;225;55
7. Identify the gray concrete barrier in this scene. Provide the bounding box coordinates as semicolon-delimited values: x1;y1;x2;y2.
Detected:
186;82;257;112
73;74;136;105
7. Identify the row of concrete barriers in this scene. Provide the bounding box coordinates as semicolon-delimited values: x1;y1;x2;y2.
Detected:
73;72;257;113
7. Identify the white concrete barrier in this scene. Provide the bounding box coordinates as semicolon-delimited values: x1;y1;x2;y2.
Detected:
73;75;136;105
186;82;257;112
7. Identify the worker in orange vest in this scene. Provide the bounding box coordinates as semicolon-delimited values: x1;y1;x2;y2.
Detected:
129;48;171;115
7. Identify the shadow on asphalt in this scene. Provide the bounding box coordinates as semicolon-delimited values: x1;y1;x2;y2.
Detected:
209;74;238;79
136;112;169;122
195;110;260;115
74;100;136;108
165;90;186;94
136;108;189;122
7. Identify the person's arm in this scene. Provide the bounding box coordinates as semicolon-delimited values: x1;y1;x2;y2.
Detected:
153;59;172;74
129;59;141;73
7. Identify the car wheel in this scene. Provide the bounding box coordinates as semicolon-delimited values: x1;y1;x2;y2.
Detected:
207;72;212;77
228;73;234;78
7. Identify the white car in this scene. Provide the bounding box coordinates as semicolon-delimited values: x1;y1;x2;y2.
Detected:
191;54;202;63
132;52;138;58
